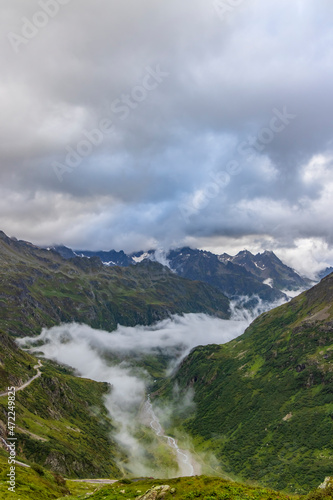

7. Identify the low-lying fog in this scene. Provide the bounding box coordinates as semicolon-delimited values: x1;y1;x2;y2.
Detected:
18;296;287;477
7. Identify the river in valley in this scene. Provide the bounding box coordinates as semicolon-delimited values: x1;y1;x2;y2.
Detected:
143;395;200;476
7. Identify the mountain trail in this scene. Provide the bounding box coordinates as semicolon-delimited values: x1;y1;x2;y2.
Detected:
0;360;42;397
68;479;118;484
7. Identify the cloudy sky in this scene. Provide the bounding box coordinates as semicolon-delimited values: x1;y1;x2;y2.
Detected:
1;0;333;274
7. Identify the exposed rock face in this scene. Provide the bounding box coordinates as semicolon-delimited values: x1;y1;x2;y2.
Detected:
137;485;171;500
318;477;333;489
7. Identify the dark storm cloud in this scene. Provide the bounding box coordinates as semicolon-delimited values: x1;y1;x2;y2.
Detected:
0;0;333;268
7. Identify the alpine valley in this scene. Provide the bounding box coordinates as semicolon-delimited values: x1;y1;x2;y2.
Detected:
0;230;332;500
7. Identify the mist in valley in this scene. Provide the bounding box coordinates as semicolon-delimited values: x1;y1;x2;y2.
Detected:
18;296;291;477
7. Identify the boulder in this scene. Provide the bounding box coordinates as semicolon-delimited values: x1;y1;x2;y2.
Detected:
137;485;171;500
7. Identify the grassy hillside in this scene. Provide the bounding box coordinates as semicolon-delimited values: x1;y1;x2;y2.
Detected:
60;476;297;500
0;455;70;499
2;460;332;500
1;456;332;500
0;458;298;500
0;330;123;478
162;274;333;493
0;231;230;338
0;330;37;389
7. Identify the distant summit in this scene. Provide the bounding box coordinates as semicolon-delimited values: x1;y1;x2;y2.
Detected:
222;248;310;291
50;243;312;305
318;266;333;280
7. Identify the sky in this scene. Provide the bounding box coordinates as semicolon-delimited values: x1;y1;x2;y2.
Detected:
1;0;333;276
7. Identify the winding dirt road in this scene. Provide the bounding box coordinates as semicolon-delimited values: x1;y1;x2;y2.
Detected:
0;360;42;398
68;479;118;484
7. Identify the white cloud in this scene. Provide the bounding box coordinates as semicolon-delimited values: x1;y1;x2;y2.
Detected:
20;313;250;363
0;0;332;262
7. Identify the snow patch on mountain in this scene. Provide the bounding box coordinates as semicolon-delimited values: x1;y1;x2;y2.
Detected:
132;252;150;263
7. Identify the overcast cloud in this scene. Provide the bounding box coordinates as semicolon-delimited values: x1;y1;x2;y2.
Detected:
1;0;333;273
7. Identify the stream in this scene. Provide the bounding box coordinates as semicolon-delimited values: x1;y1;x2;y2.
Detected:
144;395;195;476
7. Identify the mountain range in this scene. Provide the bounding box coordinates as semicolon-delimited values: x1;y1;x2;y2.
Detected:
52;244;312;305
0;230;229;338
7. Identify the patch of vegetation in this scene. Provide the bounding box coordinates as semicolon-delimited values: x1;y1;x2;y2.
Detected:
0;353;123;478
0;456;69;499
160;275;333;493
0;330;37;389
58;475;299;500
0;461;305;500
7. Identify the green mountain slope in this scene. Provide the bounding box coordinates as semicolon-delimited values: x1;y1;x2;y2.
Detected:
59;476;297;500
1;456;332;500
164;274;333;493
0;455;70;500
0;330;37;389
0;461;300;500
0;331;123;478
0;231;230;338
